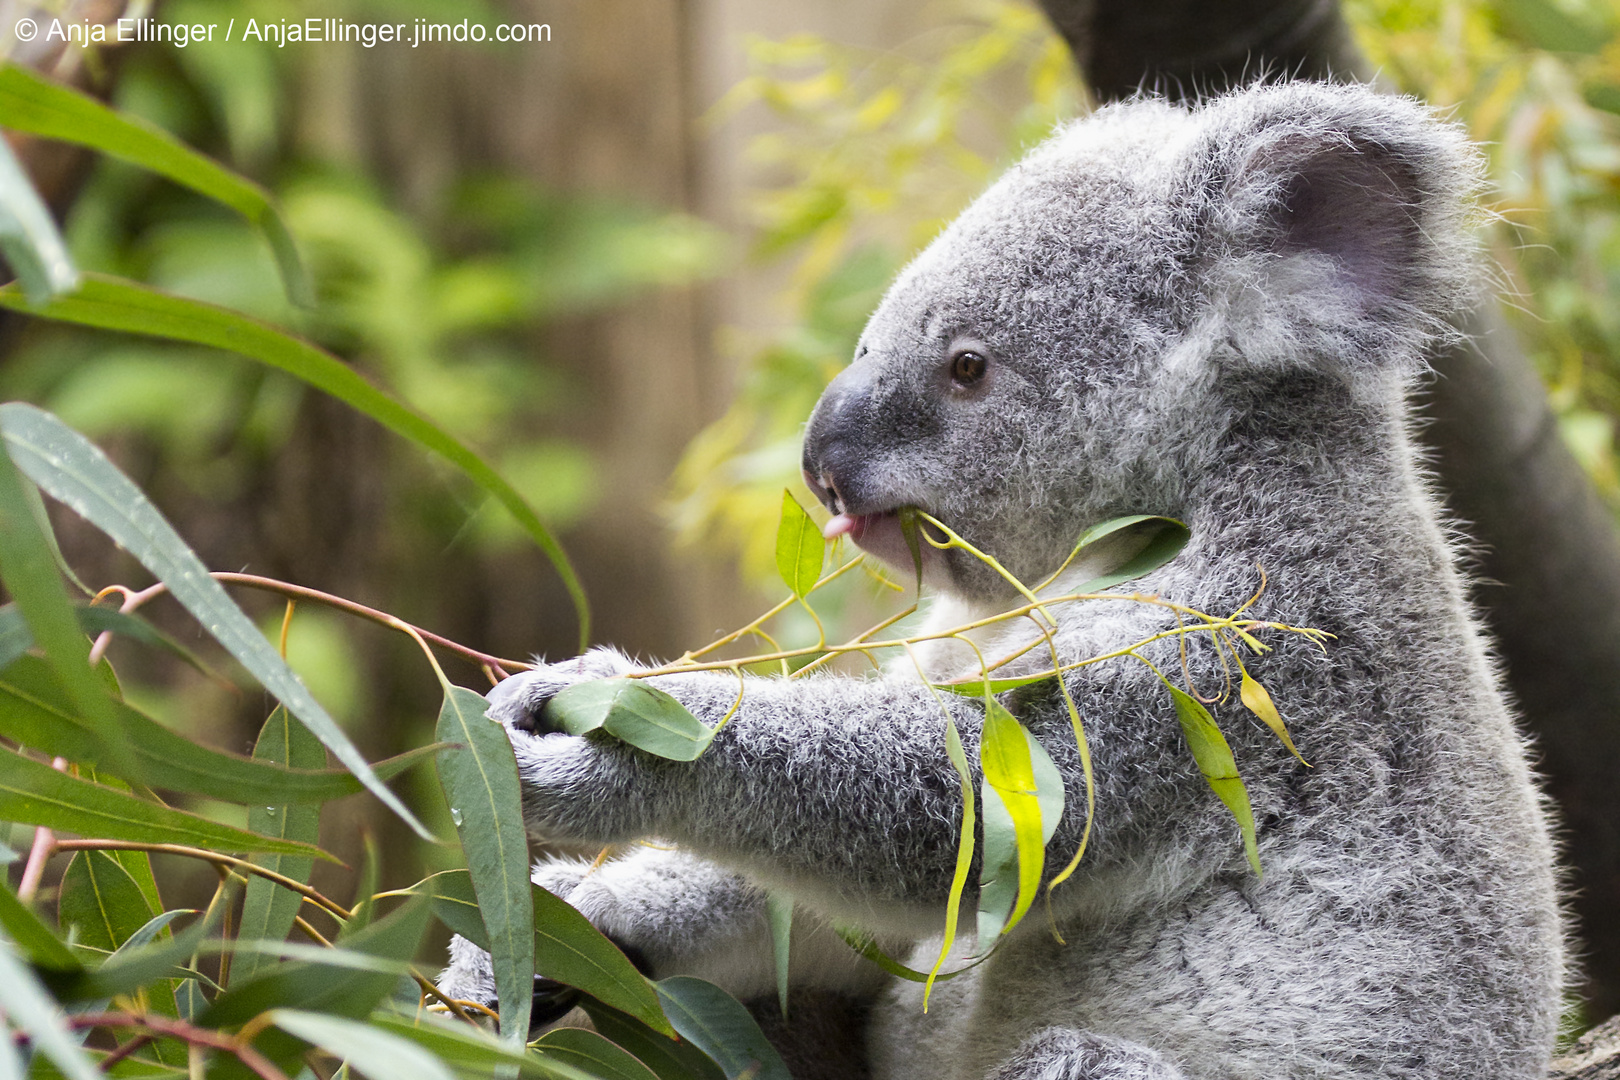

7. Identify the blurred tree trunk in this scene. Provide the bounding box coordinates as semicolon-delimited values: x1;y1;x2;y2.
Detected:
1033;0;1620;1022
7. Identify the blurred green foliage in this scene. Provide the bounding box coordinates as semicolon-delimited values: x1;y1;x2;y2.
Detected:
1347;0;1620;496
676;0;1620;584
2;0;726;718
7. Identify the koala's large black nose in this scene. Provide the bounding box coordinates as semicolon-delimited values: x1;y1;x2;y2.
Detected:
802;361;876;514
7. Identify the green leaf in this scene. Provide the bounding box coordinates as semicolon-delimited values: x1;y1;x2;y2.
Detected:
0;879;82;972
0;654;431;806
832;924;974;985
0;130;76;305
235;706;323;984
0;937;99;1080
268;1011;454;1080
0;743;328;857
418;870;671;1038
1168;685;1261;876
0;438;130;768
1066;516;1190;595
0;64;307;305
366;1012;598;1080
201;898;429;1028
653;977;790;1080
531;1029;659;1080
58;850;157;958
976;700;1063;942
925;715;976;1005
933;671;1055;696
764;892;792;1020
543;680;713;762
0;279;589;650
42;895;218;1002
773;490;823;598
1239;671;1307;767
434;685;532;1046
0;401;432;839
1492;0;1611;53
0;602;217;678
577;1001;721;1080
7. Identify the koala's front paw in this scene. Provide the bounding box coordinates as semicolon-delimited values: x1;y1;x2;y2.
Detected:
491;651;666;844
437;859;655;1035
487;647;635;734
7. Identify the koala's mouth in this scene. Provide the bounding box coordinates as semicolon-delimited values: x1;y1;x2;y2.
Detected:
822;508;942;582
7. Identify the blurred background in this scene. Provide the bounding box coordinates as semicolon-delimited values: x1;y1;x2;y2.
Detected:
1;0;1618;1026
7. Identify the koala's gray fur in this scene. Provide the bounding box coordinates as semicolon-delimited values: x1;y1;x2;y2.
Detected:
440;82;1565;1079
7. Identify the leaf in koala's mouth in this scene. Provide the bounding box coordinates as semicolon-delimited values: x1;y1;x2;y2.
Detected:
824;508;933;583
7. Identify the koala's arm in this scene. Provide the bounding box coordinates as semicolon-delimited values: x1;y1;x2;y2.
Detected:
438;847;895;1008
493;639;1206;938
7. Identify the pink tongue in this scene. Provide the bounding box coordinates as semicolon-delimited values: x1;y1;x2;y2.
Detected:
823;513;857;539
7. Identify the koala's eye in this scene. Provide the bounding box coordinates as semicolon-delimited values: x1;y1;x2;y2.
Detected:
950;349;988;388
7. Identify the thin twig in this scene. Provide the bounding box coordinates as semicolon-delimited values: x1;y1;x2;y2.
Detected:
17;757;68;900
68;1014;291;1080
52;840;351;921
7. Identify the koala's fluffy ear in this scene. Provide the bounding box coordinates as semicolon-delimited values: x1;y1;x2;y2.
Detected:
1182;82;1483;373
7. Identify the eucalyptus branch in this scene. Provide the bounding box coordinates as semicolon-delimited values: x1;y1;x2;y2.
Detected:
67;1013;291;1080
92;571;532;677
52;840;352;921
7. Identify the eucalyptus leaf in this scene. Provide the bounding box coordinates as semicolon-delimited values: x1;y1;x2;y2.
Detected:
1168;685;1261;876
0;879;81;972
269;1010;455;1080
0;132;76;305
1239;671;1308;766
0;938;99;1080
976;699;1062;941
0;654;430;806
0;401;431;838
200;898;429;1028
531;1028;659;1080
0;439;130;768
1067;516;1190;595
366;1013;598;1080
0;743;328;858
235;706;324;984
765;892;792;1019
435;685;532;1045
773;491;823;598
0;280;589;650
58;850;157;958
0;602;217;678
0;64;306;305
543;680;713;762
653;977;790;1080
577;1000;722;1080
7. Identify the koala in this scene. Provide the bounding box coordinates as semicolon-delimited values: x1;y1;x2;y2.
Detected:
441;82;1566;1080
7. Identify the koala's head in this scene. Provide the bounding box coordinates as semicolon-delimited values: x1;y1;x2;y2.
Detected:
801;82;1480;603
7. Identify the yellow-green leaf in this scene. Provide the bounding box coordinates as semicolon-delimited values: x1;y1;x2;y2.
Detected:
1168;685;1261;876
1239;672;1307;766
774;490;824;598
977;699;1063;941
